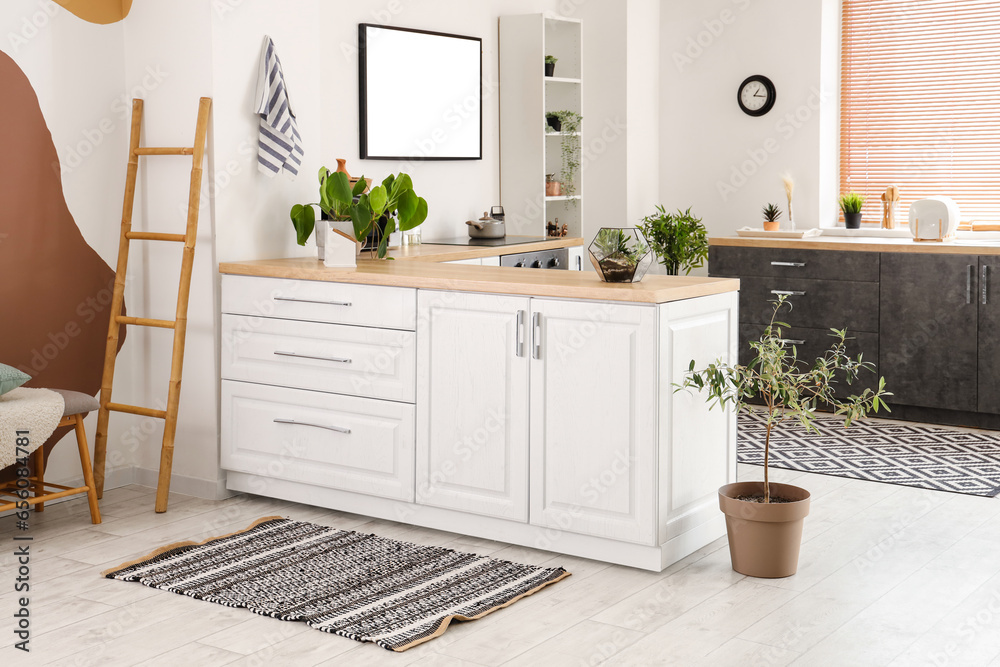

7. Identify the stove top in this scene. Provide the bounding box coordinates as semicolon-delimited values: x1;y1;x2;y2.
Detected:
422;236;552;248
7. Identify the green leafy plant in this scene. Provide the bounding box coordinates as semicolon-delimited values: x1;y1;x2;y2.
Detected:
762;203;783;223
637;206;709;275
544;55;558;65
839;191;865;214
676;296;890;503
289;169;427;259
545;110;582;200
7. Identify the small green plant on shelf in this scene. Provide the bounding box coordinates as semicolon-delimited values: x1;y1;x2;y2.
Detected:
838;191;865;214
637;206;709;276
544;55;557;65
762;202;782;230
676;295;891;503
544;110;582;200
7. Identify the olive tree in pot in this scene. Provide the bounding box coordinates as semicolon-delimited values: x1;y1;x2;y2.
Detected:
676;296;890;578
637;206;709;275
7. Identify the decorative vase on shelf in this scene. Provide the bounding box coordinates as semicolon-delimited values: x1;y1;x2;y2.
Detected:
545;175;562;197
588;228;652;283
335;158;350;177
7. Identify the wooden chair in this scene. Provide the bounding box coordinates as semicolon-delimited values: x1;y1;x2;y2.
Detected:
0;390;102;524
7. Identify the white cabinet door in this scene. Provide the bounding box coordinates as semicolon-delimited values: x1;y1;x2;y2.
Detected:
444;258;483;265
481;255;501;267
529;298;658;544
416;291;530;521
568;246;584;271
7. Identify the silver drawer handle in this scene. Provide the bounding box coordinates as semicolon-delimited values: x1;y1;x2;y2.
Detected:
516;310;525;358
275;296;352;307
777;339;806;346
274;350;352;364
770;290;806;296
770;261;806;267
273;418;351;434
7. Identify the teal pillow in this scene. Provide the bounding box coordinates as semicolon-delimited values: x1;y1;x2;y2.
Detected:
0;363;30;396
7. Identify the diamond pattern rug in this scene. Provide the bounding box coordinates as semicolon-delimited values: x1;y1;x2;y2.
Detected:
738;410;1000;497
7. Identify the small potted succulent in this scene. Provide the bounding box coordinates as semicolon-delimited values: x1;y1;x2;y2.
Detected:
762;203;782;232
544;55;557;77
588;228;652;283
637;206;709;275
677;296;890;578
839;191;865;229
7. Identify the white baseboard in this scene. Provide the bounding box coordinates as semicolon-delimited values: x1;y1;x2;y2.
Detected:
132;466;234;501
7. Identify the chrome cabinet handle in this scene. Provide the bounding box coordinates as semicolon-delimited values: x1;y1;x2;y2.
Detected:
770;290;806;296
515;310;526;358
274;351;352;364
532;313;541;359
273;418;351;434
777;339;806;346
275;296;352;307
967;265;975;304
983;265;990;305
770;261;806;267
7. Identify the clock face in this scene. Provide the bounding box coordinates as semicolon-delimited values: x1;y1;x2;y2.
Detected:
738;75;776;116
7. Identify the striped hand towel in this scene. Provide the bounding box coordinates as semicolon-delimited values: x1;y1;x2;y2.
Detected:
254;35;304;177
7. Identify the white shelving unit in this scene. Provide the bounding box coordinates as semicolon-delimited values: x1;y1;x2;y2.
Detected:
499;14;583;239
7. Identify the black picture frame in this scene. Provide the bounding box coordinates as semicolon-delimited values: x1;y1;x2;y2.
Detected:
358;23;483;161
737;75;776;117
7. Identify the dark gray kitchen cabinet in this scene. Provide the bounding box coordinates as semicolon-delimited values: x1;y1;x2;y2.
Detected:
979;257;1000;414
879;253;979;412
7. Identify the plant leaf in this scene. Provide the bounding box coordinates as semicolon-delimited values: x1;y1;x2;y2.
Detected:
368;185;388;218
352;176;368;197
351;199;371;242
396;188;417;223
399;197;428;231
290;204;315;246
328;171;354;205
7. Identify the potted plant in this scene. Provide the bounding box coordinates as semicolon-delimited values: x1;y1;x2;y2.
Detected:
544;55;557;77
545;173;561;197
588;228;652;283
677;296;890;578
839;191;865;229
637;206;709;275
762;203;782;232
290;169;427;260
544;110;582;199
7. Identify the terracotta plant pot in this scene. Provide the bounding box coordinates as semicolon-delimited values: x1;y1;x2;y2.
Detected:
762;220;780;232
718;481;811;578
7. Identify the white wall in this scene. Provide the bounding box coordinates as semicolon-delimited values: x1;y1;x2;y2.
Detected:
659;0;838;246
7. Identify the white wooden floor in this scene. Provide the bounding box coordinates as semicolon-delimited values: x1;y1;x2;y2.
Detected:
3;462;1000;666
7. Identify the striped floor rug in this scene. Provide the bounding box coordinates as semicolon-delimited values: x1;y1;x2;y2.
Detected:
738;410;1000;497
103;517;570;652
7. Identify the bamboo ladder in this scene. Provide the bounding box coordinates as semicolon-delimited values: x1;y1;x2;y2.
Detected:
94;97;212;513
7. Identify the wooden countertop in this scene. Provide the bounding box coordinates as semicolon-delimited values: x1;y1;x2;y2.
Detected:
388;236;583;262
710;235;1000;255
219;257;740;304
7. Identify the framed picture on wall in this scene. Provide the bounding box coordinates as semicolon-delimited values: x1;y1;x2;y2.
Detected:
358;23;482;161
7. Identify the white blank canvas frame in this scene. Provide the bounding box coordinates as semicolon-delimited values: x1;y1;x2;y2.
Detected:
359;24;482;160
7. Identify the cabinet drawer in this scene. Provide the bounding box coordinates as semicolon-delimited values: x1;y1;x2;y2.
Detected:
221;381;414;501
221;275;416;331
221;314;416;403
738;276;879;333
739;323;880;396
710;246;880;282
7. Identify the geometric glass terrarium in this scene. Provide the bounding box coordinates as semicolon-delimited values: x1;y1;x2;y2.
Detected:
588;227;653;283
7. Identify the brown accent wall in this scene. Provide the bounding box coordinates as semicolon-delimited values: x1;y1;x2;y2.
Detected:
0;50;126;476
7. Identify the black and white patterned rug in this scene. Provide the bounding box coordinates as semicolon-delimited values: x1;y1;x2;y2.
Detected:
738;410;1000;497
104;517;570;652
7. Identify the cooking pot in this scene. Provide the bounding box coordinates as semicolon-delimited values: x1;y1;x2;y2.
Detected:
467;212;506;239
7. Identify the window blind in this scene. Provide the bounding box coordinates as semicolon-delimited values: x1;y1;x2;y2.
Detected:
840;0;1000;225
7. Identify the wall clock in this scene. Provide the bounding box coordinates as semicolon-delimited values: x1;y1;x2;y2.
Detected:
737;75;776;116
